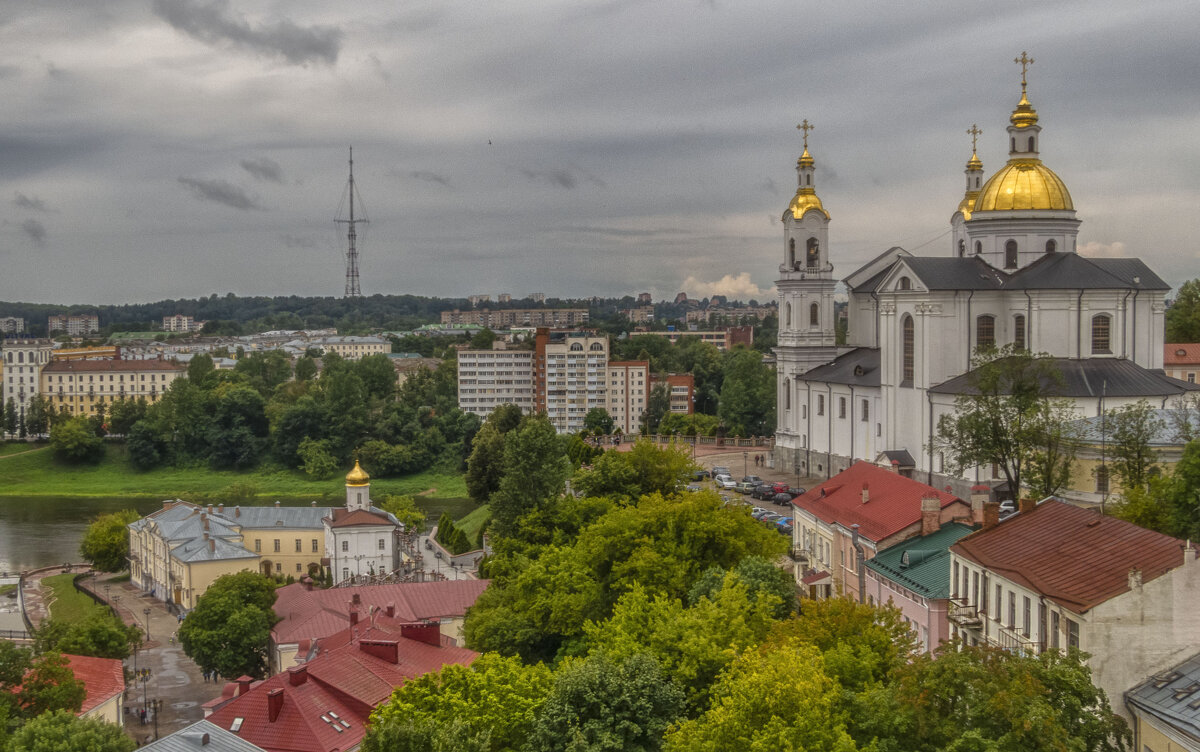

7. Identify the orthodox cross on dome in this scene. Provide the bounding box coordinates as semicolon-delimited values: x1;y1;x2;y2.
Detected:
967;124;982;153
796;119;814;150
1014;51;1035;91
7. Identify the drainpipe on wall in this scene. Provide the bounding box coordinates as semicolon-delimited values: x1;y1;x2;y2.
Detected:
850;524;866;603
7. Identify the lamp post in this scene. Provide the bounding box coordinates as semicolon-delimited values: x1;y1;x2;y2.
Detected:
149;698;163;740
743;451;748;478
142;607;151;641
135;668;152;715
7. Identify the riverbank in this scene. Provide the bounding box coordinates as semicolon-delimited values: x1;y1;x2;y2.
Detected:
0;444;467;500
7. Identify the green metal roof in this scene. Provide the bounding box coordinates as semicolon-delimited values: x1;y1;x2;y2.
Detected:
865;521;976;599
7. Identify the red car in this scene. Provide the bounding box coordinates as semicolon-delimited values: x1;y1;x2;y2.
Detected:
771;481;790;494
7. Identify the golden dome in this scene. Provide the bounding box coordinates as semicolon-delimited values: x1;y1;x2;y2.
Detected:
785;187;830;220
956;191;979;220
1010;90;1039;129
966;151;982;171
973;158;1073;212
346;459;370;486
798;147;814;169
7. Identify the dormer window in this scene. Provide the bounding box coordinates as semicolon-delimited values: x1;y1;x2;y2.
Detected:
898;276;911;291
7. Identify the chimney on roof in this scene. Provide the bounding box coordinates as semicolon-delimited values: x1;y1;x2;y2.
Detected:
982;501;1000;531
207;504;214;515
349;606;359;626
203;516;210;532
236;676;253;696
267;688;284;723
1128;567;1143;590
400;622;441;646
970;486;990;526
311;500;317;507
1018;497;1036;515
275;500;281;508
921;495;941;537
209;538;215;553
385;603;395;618
861;483;869;504
235;506;241;518
1186;540;1198;565
287;665;308;686
358;639;400;664
301;576;313;592
217;503;224;515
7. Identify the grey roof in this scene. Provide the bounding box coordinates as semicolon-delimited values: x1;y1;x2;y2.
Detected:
878;449;917;467
797;347;880;387
171;536;258;563
1072;408;1200;446
1125;652;1200;743
140;720;268;752
224;505;329;530
130;501;333;565
902;257;1006;290
930;358;1200;399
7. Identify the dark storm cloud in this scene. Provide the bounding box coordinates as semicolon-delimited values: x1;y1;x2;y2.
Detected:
152;0;342;66
20;219;46;246
281;234;316;249
177;177;262;210
240;157;283;183
13;193;52;212
408;171;451;188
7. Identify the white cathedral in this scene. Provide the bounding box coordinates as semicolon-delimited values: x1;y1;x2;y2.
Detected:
773;61;1195;495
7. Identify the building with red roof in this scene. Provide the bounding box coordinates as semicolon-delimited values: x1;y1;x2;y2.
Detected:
270;579;489;673
789;460;972;601
948;498;1200;721
1164;343;1200;384
206;620;477;752
64;654;126;726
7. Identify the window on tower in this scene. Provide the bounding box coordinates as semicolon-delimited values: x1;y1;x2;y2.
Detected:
1014;314;1027;351
789;238;796;268
1045;239;1057;253
901;315;914;386
809;303;819;327
1005;240;1018;269
784;379;791;410
785;303;791;328
974;241;982;255
958;240;965;257
976;315;996;349
1028;136;1035;152
806;238;819;268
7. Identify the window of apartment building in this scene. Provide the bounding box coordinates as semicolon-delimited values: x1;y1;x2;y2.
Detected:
295;539;302;553
1007;591;1016;628
976;315;996;349
972;571;979;606
1050;612;1060;649
254;539;261;553
1066;618;1079;649
980;575;988;614
1022;596;1032;636
817;395;825;416
274;539;280;553
341;540;349;552
953;562;959;598
838;397;846;419
312;539;319;553
275;562;281;573
296;563;303;572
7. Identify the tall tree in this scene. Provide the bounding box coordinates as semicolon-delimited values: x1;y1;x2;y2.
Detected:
717;348;775;436
7;709;135;752
583;406;614;435
49;417;105;463
1166;278;1200;343
489;415;570;537
1105;400;1165;493
574;438;696;502
79;509;141;572
179;572;276;679
24;395;50;437
465;423;506;503
639;383;671;435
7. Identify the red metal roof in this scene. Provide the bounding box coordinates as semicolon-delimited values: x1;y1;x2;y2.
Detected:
64;654;125;716
951;499;1186;613
272;580;489;644
325;508;393;528
42;358;183;373
791;461;966;543
207;633;476;752
1165;343;1200;366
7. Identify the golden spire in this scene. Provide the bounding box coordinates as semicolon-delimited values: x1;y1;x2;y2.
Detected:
796;119;815;167
966;124;983;170
1010;51;1039;128
346;458;370;486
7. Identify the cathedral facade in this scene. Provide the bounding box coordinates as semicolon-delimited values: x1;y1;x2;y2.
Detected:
774;64;1193;496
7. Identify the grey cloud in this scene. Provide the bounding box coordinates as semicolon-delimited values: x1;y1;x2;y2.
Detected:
20;219;46;246
282;234;316;249
557;226;681;238
13;193;52;212
152;0;342;66
409;171;451;188
518;167;606;190
240;157;283;183
177;177;262;210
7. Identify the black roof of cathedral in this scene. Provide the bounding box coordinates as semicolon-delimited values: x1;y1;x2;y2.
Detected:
903;257;1005;290
848;252;1168;293
795;347;880;387
929;358;1200;398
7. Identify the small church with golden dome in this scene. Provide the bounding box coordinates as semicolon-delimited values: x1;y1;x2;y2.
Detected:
774;55;1197;494
322;459;406;586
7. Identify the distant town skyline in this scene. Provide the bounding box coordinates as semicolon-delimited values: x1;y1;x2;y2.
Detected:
0;0;1196;305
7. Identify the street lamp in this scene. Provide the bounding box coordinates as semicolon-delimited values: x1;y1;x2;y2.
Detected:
142;608;151;641
743;451;748;478
149;698;163;740
135;668;152;715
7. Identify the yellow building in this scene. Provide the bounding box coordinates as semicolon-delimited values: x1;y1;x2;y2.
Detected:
314;336;389;360
1061;408;1196;506
40;358;184;416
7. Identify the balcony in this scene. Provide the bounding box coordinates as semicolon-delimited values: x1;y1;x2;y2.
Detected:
997;625;1039;655
788;546;812;564
947;600;983;628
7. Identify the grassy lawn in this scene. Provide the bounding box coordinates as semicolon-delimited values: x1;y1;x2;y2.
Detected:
0;584;16;597
456;504;491;541
0;442;46;457
0;444;467;501
41;573;107;623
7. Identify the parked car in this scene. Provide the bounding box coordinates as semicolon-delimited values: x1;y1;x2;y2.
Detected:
714;475;736;490
750;507;773;520
788;487;806;496
741;475;764;485
691;469;711;481
760;513;785;524
712;466;731;478
752;484;775;500
772;492;794;505
775;519;794;534
770;481;790;494
735;481;757;494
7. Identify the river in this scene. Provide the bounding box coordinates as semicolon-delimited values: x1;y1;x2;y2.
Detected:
0;495;476;574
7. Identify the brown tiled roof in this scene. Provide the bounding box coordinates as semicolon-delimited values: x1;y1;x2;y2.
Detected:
325;508;393;528
64;654;125;715
951;499;1185;613
1165;344;1200;366
42;358;183;373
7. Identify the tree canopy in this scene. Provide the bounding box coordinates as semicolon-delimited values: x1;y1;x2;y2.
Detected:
179;571;277;679
79;509;140;572
7;709;135;752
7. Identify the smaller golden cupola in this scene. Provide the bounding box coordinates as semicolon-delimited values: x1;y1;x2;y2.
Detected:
345;459;370;487
785;119;830;221
956;124;985;221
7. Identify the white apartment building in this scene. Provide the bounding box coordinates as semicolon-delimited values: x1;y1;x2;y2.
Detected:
47;314;100;336
162;315;201;332
606;361;649;434
456;345;535;419
536;329;609;434
0;317;25;334
1;339;55;425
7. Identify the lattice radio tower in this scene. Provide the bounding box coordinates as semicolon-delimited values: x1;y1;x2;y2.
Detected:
335;147;368;298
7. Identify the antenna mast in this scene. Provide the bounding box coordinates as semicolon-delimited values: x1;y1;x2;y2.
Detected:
336;147;368;298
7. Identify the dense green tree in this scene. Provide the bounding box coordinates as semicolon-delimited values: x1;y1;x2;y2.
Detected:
125;420;164;470
208;384;269;469
233;350;293;396
7;709;135;752
1166;278;1200;343
34;612;142;660
1116;439;1200;540
366;653;554;752
469;328;498;349
489;415;570;537
179;572;276;679
185;353;219;390
294;354;318;382
357;353;398;401
687;555;797;619
1105;400;1165;493
79;509;140;572
297;437;339;480
272;395;327;466
105;397;147;436
527;653;684;752
24;395;50;437
717;347;775;436
465;425;507;503
659;412;719;437
574;438;696;502
583;407;614;435
378;495;426;531
3;398;18;436
639;383;671;435
48;417;105;463
12;652;86;720
934;345;1079;499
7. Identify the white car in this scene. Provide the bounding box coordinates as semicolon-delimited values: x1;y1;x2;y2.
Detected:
714;474;736;489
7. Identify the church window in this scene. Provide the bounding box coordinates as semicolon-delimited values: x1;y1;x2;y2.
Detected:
817;395;825;416
1014;314;1027;350
1004;240;1018;269
784;379;791;410
378;538;386;550
976;315;996;349
785;303;791;328
806;237;819;267
838;397;846;419
1045;239;1057;253
789;238;796;268
898;276;911;291
810;303;819;327
1092;314;1112;354
357;492;362;505
1011;137;1016;152
901;315;914;385
974;241;982;255
341;540;349;552
861;399;869;422
806;174;811;186
958;240;965;257
1028;136;1035;152
1095;465;1109;494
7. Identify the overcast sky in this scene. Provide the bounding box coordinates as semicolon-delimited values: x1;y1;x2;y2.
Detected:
0;0;1196;305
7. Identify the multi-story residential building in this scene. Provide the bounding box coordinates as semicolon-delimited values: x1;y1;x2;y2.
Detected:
527;293;546;303
653;373;695;415
948;498;1200;721
162;314;202;332
497;293;512;303
1164;344;1200;385
606;361;649;434
1;338;55;425
457;344;535;420
632;327;752;352
621;306;655;323
790;461;971;603
40;358;184;416
467;294;492;306
441;308;589;328
535;328;609;433
47;314;100;336
313;335;389;360
0;317;25;334
637;292;652;304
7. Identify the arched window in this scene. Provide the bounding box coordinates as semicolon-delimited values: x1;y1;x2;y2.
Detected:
1028;136;1035;152
806;174;811;186
809;303;819;327
785;303;792;328
1004;240;1018;269
17;352;23;363
958;240;965;257
901;315;914;385
806;237;819;268
976;315;996;349
1011;137;1016;152
569;343;583;351
898;276;911;291
1013;314;1027;350
1045;239;1056;253
589;342;604;351
974;240;982;255
784;379;791;410
1092;314;1112;354
788;238;796;268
